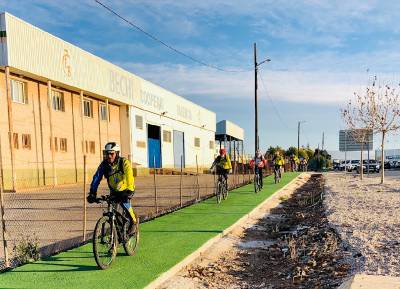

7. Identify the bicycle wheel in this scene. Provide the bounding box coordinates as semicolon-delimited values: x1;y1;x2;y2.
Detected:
123;217;140;256
216;181;222;204
222;180;228;200
93;216;118;270
254;175;259;193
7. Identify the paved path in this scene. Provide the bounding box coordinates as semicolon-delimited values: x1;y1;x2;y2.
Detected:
0;172;299;289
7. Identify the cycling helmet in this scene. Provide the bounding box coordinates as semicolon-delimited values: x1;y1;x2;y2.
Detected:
104;142;120;152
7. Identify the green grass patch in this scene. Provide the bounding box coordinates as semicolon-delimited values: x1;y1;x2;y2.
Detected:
0;172;300;289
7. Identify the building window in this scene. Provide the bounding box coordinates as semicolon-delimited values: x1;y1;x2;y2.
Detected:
22;134;31;150
52;90;65;111
209;141;214;149
163;130;171;143
83;99;93;118
11;79;28;104
50;137;59;151
89;141;96;154
13;133;19;149
100;103;108;121
83;141;95;154
135;115;143;130
60;138;67;152
194;137;200;148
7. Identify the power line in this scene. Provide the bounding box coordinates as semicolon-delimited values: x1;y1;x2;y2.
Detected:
94;0;253;73
257;69;292;130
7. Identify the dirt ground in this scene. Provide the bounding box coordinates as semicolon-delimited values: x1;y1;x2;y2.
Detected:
160;174;351;289
325;172;400;277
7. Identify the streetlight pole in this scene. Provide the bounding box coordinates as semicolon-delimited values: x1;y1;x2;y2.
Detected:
254;42;270;156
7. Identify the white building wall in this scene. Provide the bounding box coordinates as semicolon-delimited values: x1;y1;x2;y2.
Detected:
130;107;215;168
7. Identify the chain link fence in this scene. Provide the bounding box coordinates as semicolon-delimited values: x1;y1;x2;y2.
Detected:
0;151;296;271
0;154;267;271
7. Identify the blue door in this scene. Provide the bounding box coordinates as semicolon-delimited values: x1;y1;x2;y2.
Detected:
173;130;185;168
148;124;161;168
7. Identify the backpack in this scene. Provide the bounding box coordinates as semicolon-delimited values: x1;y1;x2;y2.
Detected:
103;157;125;178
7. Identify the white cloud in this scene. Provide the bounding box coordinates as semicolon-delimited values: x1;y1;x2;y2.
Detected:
118;62;371;105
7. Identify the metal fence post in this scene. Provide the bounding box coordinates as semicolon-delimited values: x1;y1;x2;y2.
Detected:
0;136;9;267
83;155;87;242
180;155;183;207
196;155;200;201
242;157;245;186
153;156;158;214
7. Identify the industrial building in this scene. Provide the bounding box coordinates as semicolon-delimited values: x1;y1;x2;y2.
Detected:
0;12;216;190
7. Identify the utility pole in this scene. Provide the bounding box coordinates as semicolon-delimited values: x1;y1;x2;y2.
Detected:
253;43;270;156
322;132;325;151
254;43;258;155
297;121;306;157
297;122;300;157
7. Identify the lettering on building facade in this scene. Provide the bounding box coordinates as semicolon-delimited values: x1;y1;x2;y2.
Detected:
140;90;164;111
109;70;134;100
62;49;72;78
177;105;192;120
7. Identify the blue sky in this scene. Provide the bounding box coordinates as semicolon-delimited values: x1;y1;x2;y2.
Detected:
2;0;400;154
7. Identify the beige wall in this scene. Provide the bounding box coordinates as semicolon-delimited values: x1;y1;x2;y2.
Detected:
0;70;122;190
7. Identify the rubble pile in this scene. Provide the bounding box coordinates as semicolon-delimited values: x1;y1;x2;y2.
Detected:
186;174;351;289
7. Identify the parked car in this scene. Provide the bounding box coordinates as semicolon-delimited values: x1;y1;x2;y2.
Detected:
393;160;400;169
347;160;360;172
384;161;392;169
333;159;341;170
339;160;351;171
356;160;380;173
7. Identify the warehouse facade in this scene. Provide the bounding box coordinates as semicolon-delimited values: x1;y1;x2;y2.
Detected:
0;12;216;190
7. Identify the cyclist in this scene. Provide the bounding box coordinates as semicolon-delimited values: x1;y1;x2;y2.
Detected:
290;154;300;172
87;142;137;233
272;151;285;179
250;150;266;188
210;148;232;189
299;157;308;172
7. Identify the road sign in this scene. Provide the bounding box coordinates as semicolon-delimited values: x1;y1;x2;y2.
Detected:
339;129;373;151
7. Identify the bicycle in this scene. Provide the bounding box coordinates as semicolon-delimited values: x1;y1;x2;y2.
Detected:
253;170;262;193
274;166;282;184
92;195;139;270
215;173;228;204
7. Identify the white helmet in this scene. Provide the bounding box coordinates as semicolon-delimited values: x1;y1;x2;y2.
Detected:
104;142;120;152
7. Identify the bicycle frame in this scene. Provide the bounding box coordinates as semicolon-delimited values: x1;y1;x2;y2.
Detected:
101;198;131;243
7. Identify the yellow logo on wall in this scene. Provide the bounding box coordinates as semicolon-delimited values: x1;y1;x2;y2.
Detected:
62;49;72;77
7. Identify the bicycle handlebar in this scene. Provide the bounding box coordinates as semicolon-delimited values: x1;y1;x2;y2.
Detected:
95;195;115;204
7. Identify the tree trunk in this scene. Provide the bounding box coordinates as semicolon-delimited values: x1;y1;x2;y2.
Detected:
381;132;386;184
360;143;364;180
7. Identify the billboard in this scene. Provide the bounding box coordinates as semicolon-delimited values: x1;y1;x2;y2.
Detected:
339;129;373;151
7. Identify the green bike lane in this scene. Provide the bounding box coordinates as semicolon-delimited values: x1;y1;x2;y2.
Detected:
0;172;300;289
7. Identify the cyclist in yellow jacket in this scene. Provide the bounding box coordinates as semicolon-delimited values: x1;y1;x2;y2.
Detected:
88;142;137;232
272;151;285;178
210;148;232;189
290;154;300;171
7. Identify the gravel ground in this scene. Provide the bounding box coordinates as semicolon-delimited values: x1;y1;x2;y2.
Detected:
161;174;351;289
324;171;400;276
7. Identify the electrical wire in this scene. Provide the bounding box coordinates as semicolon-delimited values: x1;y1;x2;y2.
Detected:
257;69;292;130
94;0;253;73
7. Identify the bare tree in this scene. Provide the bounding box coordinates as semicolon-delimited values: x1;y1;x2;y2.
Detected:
342;77;400;183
